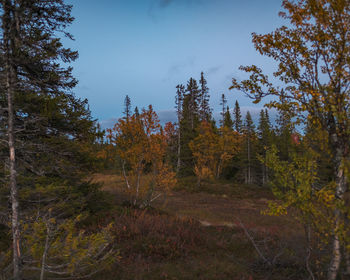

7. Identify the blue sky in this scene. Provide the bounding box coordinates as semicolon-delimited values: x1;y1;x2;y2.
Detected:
64;0;287;127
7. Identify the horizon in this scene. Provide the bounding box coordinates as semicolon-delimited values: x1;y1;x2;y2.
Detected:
64;0;286;125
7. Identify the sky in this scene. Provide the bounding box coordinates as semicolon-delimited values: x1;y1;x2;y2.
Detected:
63;0;287;128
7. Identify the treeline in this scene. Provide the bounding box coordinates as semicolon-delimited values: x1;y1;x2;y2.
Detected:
106;72;302;188
1;0;348;279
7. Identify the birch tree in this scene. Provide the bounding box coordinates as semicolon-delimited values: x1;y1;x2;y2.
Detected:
230;1;350;278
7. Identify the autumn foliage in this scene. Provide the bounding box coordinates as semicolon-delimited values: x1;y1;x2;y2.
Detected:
107;105;176;207
189;121;242;185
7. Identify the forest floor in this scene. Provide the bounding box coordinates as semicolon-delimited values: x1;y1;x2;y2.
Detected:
92;173;307;280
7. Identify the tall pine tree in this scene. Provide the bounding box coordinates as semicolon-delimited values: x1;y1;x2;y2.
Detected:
199;72;211;122
175;84;184;174
0;1;103;278
243;111;255;184
233;100;242;133
223;106;233;129
185;77;200;130
257;109;273;186
123;95;132;121
219;93;227;127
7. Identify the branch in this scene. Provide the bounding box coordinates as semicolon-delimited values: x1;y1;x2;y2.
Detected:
236;218;272;266
121;160;131;189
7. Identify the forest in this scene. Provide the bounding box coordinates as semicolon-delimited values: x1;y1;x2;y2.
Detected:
0;0;349;280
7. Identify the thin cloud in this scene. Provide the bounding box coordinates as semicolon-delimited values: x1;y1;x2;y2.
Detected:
99;106;277;130
162;56;196;81
149;0;207;21
99;118;118;130
157;109;177;124
158;0;205;9
159;0;173;8
206;65;222;75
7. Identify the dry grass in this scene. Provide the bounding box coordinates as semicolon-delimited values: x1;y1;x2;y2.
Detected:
92;173;307;280
92;173;300;236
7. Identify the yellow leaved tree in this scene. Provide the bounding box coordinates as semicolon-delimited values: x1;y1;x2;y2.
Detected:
230;1;350;278
189;121;242;186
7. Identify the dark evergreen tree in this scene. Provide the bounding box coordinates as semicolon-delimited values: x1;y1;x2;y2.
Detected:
175;84;185;174
243;111;256;184
220;93;227;127
185;77;200;130
123;95;132;121
179;94;198;176
233;100;242;133
0;1;105;278
275;95;294;161
199;72;211;121
134;106;140;118
223;106;234;129
257;109;273;186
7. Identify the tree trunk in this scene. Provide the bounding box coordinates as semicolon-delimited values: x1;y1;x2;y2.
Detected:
262;163;265;186
122;161;131;189
8;62;21;280
247;135;251;184
345;248;350;276
344;193;350;276
328;218;341;280
197;175;201;188
265;153;268;184
328;141;347;280
8;69;21;280
40;222;51;280
176;127;181;175
2;1;21;278
216;158;222;179
134;164;142;206
304;223;315;280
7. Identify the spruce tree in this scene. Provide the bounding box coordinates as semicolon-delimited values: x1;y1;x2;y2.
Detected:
257;109;273;186
123;95;132;121
243;111;255;184
185;77;200;130
0;1;103;278
223;106;233;129
233;100;242;133
134;106;140;118
176;78;201;176
275;96;293;161
219;93;227;127
179;94;197;176
199;72;211;122
175;84;184;174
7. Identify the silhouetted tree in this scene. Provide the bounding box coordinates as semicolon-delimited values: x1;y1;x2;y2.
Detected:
0;1;104;278
123;95;132;121
220;93;227;127
175;84;185;174
223;106;234;129
233;100;242;133
199;72;211;122
243;111;256;184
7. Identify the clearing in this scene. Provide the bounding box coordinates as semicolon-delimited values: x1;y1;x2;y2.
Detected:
92;173;306;280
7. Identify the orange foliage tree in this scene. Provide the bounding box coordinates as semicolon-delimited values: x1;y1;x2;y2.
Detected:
107;105;176;207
